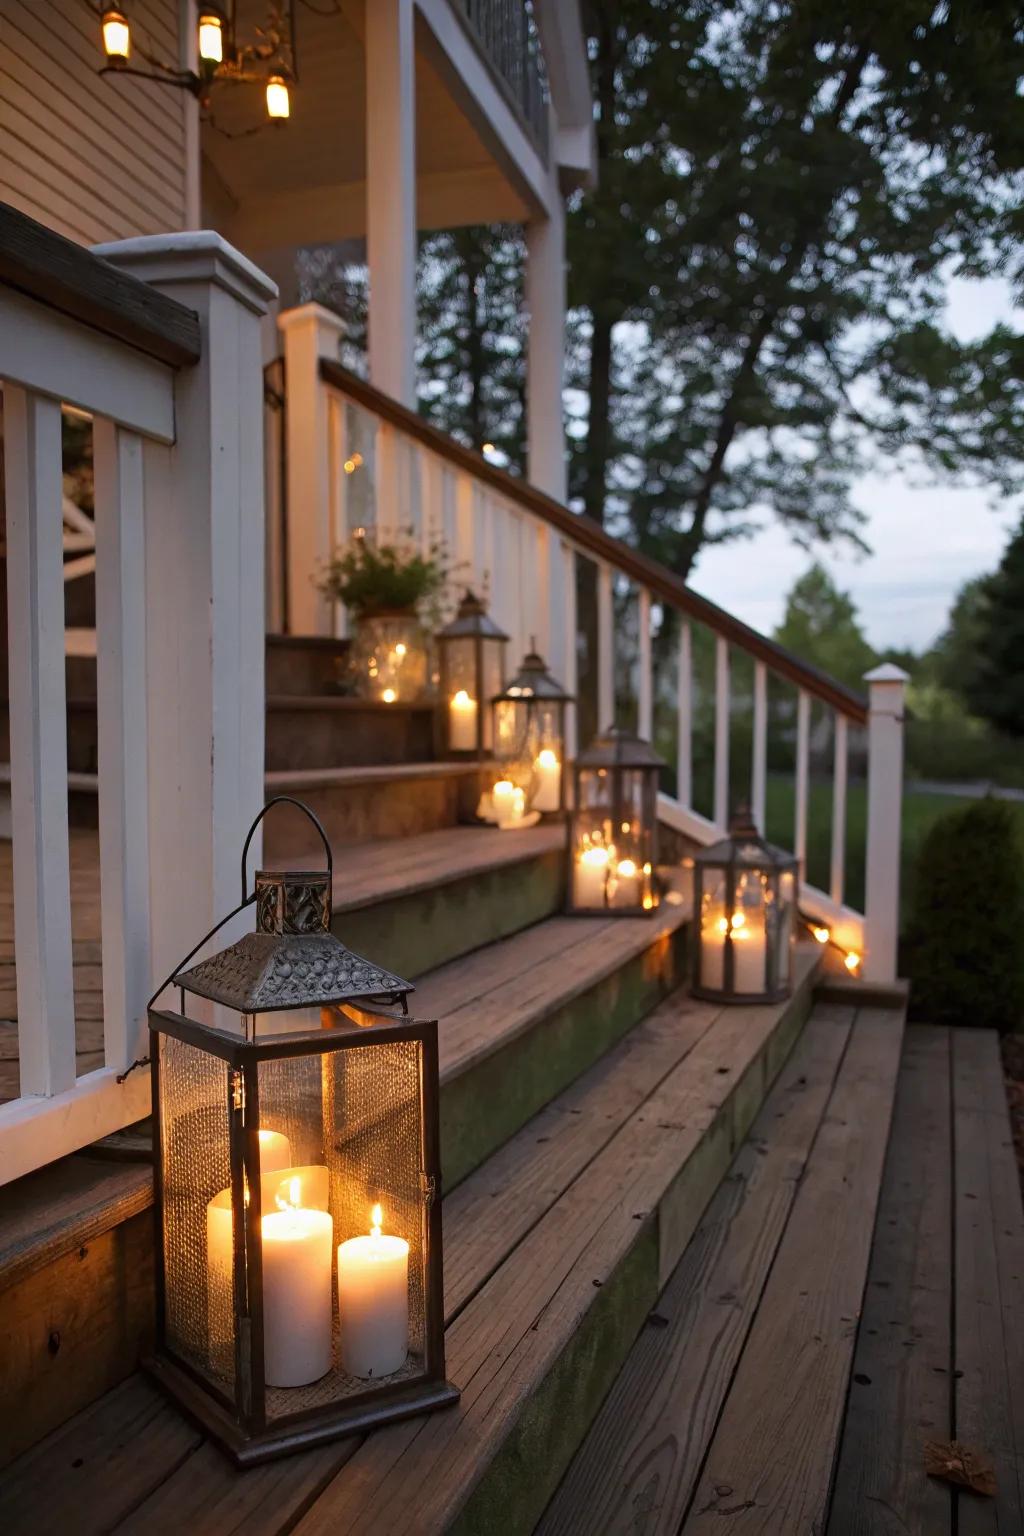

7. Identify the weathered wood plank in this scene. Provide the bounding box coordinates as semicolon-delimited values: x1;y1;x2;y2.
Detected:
952;1027;1024;1535
538;1004;854;1536
0;1152;151;1290
682;1006;905;1535
827;1024;954;1535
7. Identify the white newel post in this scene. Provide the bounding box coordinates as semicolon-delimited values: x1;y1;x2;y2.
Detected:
863;664;909;985
366;0;417;407
94;232;275;995
278;303;345;635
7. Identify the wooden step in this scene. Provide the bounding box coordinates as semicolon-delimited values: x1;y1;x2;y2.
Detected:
265;694;437;771
827;1025;1024;1535
0;949;820;1532
537;996;905;1536
265;634;349;696
263;761;489;850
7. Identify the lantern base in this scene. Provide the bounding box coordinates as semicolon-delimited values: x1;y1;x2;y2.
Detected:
145;1351;460;1466
690;983;793;1006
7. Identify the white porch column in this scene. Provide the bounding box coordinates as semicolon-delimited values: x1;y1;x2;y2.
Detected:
863;664;909;985
366;0;417;406
278;303;346;635
525;196;567;504
94;232;275;986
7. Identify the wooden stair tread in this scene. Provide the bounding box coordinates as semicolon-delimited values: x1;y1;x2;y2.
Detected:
0;952;820;1534
828;1025;1024;1534
539;997;905;1536
265;762;482;789
0;1153;151;1291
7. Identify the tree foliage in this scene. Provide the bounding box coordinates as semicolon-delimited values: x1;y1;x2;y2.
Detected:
569;0;1024;577
773;562;876;691
962;514;1024;737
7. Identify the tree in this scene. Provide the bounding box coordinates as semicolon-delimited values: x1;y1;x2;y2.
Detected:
569;0;1024;579
927;574;992;701
964;515;1024;737
774;563;876;691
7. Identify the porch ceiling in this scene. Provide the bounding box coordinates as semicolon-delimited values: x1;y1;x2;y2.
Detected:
202;0;534;258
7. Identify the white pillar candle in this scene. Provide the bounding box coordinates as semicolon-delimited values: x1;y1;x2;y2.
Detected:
261;1178;334;1388
206;1186;235;1367
337;1204;409;1379
611;857;641;908
533;749;561;813
257;1128;292;1174
449;689;478;751
574;845;609;908
492;779;517;824
700;912;767;994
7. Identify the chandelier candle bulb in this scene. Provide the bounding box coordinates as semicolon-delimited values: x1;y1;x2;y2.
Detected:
337;1205;410;1379
533;749;561;813
449;690;478;752
261;1180;335;1388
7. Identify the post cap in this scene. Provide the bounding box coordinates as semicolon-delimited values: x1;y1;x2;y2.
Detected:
864;663;910;685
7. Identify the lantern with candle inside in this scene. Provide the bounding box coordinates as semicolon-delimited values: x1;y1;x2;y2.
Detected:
147;797;458;1464
691;806;798;1004
436;590;508;755
567;727;665;915
491;647;572;815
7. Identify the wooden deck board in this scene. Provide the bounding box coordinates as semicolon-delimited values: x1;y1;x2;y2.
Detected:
826;1025;954;1535
681;1006;905;1534
536;1003;856;1536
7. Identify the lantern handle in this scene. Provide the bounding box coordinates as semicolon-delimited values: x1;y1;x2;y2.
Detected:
239;796;333;903
147;892;256;1013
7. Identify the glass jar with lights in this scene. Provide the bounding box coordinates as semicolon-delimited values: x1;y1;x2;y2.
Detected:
147;798;458;1464
567;727;665;914
436;591;508;756
691;806;799;1003
490;648;571;817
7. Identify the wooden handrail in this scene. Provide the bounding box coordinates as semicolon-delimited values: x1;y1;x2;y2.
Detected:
320;358;868;724
0;202;201;369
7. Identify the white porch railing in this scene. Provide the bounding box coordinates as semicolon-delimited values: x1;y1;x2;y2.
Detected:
278;303;907;984
0;207;273;1184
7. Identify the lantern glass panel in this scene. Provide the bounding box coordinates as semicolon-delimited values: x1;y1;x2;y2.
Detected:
692;814;798;1002
570;762;659;912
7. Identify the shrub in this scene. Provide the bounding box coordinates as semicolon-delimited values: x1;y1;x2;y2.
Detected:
905;798;1024;1032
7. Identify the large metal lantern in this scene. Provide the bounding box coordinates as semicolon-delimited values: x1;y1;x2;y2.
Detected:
691;807;799;1003
436;590;508;756
491;648;572;815
147;798;458;1465
568;727;665;915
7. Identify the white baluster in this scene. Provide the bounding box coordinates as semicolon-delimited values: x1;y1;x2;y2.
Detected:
597;562;614;728
830;713;849;906
676;620;692;808
638;588;653;740
3;386;76;1096
863;665;909;984
795;688;810;875
563;541;578;759
93;419;151;1072
327;392;347;637
752;659;767;834
714;635;730;828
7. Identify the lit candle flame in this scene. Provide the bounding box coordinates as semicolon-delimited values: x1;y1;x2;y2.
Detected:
276;1175;301;1214
617;858;638;878
537;748;558;768
580;846;609;868
394;642;407;658
381;688;397;703
370;1202;383;1239
452;689;473;708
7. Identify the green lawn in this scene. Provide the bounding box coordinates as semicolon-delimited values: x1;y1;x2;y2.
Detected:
761;776;1024;924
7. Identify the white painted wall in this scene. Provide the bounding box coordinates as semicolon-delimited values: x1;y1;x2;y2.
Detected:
0;0;189;244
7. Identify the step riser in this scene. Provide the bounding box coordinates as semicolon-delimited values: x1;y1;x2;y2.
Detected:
266;702;437;771
334;850;565;980
442;921;691;1189
263;771;488;853
448;973;816;1536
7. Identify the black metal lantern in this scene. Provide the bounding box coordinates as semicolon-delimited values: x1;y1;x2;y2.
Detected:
147;798;458;1464
436;590;509;756
691;806;799;1004
567;727;665;915
491;648;572;815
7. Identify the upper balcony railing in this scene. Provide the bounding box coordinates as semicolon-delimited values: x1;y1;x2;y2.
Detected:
458;0;549;156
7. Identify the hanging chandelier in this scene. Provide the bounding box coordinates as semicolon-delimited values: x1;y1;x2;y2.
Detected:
99;2;295;122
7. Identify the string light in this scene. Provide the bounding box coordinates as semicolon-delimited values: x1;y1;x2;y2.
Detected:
101;8;131;60
802;918;862;977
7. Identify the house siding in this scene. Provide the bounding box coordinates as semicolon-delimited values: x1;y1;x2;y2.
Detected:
0;0;188;246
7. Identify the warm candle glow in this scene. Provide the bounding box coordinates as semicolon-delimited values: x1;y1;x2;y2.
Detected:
537;748;557;769
617;858;638;878
198;12;224;63
812;925;831;945
102;8;130;59
266;74;290;120
449;689;478;750
582;846;609;868
370;1202;383;1238
844;950;861;973
277;1175;301;1213
394;642;407;658
381;687;397;703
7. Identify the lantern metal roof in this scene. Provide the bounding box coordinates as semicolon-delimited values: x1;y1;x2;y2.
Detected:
576;725;666;771
173;869;413;1012
493;648;572;703
436;589;509;642
694;805;799;871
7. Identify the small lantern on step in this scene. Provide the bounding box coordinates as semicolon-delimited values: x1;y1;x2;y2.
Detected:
436;590;508;756
491;647;572;816
568;727;665;915
691;806;798;1003
147;797;458;1465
